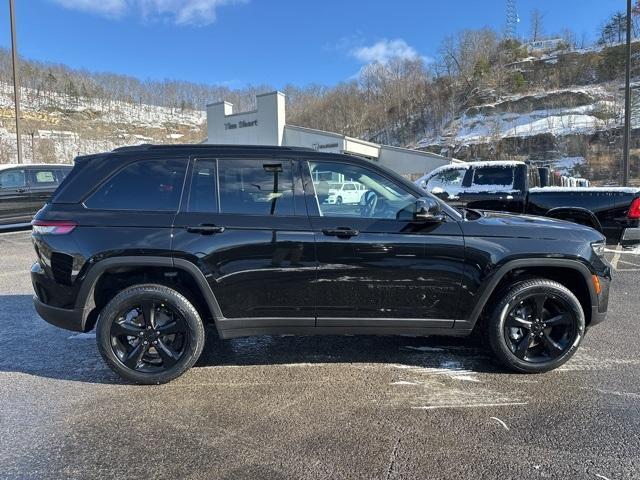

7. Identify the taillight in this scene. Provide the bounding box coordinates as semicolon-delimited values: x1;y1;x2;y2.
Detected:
628;198;640;220
31;220;77;235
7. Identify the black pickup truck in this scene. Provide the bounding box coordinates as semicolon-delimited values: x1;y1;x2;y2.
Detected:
416;161;640;246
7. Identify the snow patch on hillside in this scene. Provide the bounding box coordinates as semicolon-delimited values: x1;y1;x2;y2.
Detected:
417;84;625;148
0;82;206;164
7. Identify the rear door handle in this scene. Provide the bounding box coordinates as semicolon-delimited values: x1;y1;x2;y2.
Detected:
322;227;359;238
186;225;225;235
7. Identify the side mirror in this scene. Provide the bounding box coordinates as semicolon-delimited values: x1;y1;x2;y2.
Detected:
414;197;445;223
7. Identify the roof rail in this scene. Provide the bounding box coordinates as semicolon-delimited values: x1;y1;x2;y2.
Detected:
111;143;317;153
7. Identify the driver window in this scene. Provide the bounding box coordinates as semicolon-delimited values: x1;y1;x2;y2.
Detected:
308;161;416;220
0;169;26;189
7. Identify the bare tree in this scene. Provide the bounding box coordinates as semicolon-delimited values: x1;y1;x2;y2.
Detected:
530;9;545;42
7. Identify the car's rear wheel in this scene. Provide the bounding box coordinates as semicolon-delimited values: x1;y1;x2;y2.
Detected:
96;284;205;384
487;278;585;373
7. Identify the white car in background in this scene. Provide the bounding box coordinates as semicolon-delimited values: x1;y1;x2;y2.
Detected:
326;181;366;204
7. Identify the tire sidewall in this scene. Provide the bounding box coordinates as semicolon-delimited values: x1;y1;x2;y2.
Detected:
488;280;585;373
96;284;205;384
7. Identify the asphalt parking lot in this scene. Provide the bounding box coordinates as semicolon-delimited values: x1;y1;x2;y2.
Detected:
1;230;639;480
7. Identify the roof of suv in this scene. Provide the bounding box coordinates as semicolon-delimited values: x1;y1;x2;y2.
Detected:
0;163;72;171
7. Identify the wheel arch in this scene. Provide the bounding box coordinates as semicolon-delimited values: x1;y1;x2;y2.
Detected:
75;256;223;332
545;207;603;233
463;258;598;331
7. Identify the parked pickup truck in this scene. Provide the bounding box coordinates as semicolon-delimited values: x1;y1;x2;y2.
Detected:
416;161;640;246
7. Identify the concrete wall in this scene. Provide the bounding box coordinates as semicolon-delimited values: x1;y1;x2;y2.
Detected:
206;91;285;145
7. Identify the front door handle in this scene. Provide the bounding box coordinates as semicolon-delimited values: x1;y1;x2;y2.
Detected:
322;227;359;238
186;224;225;235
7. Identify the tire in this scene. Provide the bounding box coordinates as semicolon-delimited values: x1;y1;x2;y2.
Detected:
336;196;343;205
486;278;585;373
96;284;205;384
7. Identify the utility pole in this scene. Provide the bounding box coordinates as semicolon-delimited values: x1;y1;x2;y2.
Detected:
622;0;632;186
9;0;23;164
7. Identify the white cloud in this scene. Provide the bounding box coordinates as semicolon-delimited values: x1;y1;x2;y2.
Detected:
51;0;127;17
351;39;421;65
49;0;246;26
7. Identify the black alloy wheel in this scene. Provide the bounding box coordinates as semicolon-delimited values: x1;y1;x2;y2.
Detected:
487;278;585;373
503;293;577;363
110;300;188;372
96;284;205;384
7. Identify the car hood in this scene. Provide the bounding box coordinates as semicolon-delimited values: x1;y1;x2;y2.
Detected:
461;210;605;242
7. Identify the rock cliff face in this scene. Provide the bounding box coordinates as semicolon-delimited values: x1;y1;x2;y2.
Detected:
417;85;639;185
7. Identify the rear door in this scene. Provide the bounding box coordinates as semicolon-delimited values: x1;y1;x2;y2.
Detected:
171;156;317;332
305;159;465;328
27;166;61;215
0;167;30;225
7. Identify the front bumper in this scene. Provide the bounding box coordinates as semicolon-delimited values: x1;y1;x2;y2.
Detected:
621;227;640;247
589;273;611;327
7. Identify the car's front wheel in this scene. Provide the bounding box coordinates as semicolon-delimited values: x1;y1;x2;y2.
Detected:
487;278;585;373
96;284;205;384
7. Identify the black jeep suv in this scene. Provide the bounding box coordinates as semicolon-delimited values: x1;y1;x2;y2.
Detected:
31;145;611;384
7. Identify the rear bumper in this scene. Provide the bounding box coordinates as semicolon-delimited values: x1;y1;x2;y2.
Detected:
621;227;640;246
33;296;86;332
31;261;91;332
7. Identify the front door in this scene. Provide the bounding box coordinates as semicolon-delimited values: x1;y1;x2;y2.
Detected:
171;157;317;332
0;168;30;225
304;159;465;329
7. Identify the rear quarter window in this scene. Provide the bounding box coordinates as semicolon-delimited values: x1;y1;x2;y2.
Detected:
84;159;187;211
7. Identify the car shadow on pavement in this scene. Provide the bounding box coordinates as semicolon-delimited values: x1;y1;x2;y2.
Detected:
0;294;504;385
195;325;505;375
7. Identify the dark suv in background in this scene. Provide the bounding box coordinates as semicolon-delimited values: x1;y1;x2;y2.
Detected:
31;145;611;384
1;163;72;228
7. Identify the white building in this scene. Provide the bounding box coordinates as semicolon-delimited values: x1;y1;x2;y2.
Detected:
205;91;452;178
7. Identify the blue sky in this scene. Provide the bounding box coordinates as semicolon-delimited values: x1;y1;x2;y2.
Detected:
0;0;626;89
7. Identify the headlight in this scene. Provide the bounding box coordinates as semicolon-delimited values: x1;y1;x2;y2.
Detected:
591;240;606;257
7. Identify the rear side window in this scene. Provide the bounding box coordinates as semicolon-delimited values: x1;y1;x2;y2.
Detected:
29;168;58;186
218;159;295;216
85;159;186;211
188;159;217;213
472;166;515;188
